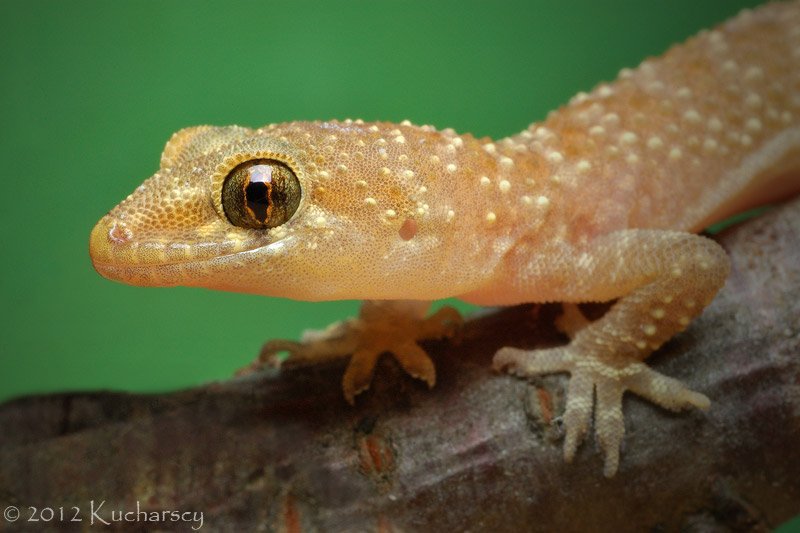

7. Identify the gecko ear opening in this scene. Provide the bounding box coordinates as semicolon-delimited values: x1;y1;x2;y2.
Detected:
221;159;301;229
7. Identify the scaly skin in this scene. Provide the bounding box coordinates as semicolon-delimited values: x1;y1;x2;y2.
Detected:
90;2;800;476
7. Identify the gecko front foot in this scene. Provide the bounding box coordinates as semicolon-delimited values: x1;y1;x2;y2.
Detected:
493;343;709;477
245;301;461;404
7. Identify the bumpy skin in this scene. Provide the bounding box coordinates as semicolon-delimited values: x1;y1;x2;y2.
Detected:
90;2;800;476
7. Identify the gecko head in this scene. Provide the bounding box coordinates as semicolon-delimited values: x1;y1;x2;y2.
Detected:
90;121;468;300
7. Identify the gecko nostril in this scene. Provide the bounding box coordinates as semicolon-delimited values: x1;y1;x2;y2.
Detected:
108;220;133;244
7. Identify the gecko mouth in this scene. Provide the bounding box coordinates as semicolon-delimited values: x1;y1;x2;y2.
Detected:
88;216;272;285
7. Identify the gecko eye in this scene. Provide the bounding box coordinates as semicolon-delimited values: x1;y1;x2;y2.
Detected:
221;159;301;229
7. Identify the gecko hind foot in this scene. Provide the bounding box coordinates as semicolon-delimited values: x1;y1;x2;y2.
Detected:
493;344;709;477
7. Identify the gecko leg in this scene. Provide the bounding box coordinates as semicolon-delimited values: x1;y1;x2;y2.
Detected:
555;303;592;337
493;230;729;476
249;300;461;404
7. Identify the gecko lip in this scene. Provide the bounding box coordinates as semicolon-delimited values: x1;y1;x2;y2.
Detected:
88;216;269;279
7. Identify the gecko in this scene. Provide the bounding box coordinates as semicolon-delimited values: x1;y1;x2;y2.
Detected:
90;2;800;476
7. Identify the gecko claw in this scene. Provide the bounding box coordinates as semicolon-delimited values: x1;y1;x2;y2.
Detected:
392;342;436;388
342;348;381;405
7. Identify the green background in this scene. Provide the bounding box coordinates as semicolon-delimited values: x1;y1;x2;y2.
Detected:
2;1;798;530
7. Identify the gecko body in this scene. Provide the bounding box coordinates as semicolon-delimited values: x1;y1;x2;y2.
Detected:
90;2;800;476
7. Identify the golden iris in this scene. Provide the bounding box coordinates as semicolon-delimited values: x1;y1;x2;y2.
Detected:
221;159;301;229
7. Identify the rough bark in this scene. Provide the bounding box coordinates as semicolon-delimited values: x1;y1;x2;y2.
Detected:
1;199;799;532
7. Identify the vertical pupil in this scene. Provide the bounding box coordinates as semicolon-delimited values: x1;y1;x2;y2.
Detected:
245;164;273;222
245;182;270;221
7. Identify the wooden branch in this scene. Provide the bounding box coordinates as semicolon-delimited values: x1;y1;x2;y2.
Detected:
1;199;799;532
